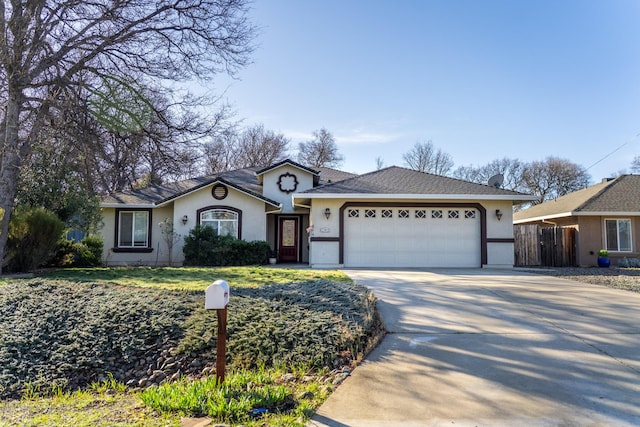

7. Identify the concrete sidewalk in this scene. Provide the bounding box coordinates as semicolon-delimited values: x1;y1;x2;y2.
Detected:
309;269;640;426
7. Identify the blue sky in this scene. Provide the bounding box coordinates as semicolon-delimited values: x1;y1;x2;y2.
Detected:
213;0;640;182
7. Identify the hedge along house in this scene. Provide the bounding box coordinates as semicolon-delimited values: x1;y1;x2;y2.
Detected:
99;159;535;268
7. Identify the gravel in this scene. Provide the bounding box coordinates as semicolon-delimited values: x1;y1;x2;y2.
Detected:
531;267;640;293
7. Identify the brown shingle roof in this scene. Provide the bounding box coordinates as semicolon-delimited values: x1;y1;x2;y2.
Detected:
513;175;640;221
101;163;357;207
302;166;530;197
102;167;278;206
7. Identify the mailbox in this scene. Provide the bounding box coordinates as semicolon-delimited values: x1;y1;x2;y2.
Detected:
205;280;230;309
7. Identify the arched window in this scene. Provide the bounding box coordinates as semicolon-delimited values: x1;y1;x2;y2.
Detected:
200;209;239;238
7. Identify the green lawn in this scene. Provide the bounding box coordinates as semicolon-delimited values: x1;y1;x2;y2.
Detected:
36;266;352;290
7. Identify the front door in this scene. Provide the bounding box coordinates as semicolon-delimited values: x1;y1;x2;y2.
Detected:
279;217;299;262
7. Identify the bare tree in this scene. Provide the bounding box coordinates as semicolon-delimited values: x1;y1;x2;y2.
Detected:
402;140;454;175
234;124;290;168
521;157;591;204
631;156;640;173
296;128;344;168
453;158;524;192
203;124;290;173
375;156;385;170
0;0;255;270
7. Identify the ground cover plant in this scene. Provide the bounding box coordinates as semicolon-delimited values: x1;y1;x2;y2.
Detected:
0;267;382;426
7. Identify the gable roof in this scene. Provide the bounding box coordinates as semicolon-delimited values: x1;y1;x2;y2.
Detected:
297;166;534;201
102;167;280;208
513;175;640;223
101;161;358;208
255;159;320;177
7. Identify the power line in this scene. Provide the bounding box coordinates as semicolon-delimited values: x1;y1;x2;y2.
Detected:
585;133;640;171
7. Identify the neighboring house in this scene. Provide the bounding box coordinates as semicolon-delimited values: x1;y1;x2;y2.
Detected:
513;175;640;267
100;159;534;268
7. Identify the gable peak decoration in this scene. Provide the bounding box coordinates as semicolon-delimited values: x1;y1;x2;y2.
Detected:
278;172;298;194
212;183;228;200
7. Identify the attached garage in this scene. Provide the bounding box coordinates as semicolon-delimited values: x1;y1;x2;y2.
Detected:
293;166;537;269
343;204;481;268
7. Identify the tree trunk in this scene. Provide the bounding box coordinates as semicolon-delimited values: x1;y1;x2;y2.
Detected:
0;87;24;274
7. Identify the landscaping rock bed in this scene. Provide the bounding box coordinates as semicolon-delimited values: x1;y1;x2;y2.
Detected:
532;266;640;292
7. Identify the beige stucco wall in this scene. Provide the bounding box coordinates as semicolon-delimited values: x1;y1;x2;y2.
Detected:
262;166;314;214
100;205;173;266
171;184;268;264
101;185;270;266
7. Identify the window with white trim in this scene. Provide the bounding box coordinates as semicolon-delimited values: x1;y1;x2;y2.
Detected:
605;219;632;252
118;211;149;248
201;209;239;238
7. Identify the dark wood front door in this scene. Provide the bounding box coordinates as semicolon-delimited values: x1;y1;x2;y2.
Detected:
278;217;299;262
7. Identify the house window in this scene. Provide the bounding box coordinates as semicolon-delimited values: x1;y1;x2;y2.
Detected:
118;211;150;248
431;210;442;219
365;209;376;218
381;209;392;218
465;210;476;219
348;209;360;218
415;210;427;219
448;210;459;219
398;209;409;219
201;209;239;238
605;219;632;252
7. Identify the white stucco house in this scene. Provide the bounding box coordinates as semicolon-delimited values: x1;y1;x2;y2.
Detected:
99;159;535;268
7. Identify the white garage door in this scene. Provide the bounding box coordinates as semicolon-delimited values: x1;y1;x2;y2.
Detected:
344;207;481;268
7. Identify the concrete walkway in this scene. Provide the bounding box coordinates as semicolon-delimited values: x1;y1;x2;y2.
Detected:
309;269;640;427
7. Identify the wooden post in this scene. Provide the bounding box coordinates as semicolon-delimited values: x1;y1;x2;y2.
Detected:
216;307;227;384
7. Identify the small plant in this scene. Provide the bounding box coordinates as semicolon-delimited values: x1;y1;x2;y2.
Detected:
618;257;640;268
159;218;181;265
140;370;294;424
598;249;609;257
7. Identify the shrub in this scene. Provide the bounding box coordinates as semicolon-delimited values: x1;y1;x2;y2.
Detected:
77;236;103;266
618;257;640;268
48;236;104;268
183;226;270;266
5;208;66;272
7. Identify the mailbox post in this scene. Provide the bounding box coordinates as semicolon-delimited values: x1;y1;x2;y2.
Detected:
205;280;230;384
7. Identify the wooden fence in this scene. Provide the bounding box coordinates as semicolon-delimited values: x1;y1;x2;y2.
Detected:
514;225;576;267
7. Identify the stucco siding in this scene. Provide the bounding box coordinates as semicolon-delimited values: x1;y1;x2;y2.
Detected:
101;205;173;266
172;184;268;264
262;166;314;213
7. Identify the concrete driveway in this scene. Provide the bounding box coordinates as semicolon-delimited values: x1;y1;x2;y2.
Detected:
309;269;640;427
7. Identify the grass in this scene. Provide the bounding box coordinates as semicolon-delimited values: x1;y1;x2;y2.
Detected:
140;367;330;426
0;266;377;426
1;378;180;427
35;266;352;290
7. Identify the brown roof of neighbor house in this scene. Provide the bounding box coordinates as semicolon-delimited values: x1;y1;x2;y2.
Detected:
301;166;532;198
513;175;640;222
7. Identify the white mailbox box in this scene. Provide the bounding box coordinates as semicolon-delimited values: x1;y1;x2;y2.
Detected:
205;280;230;309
